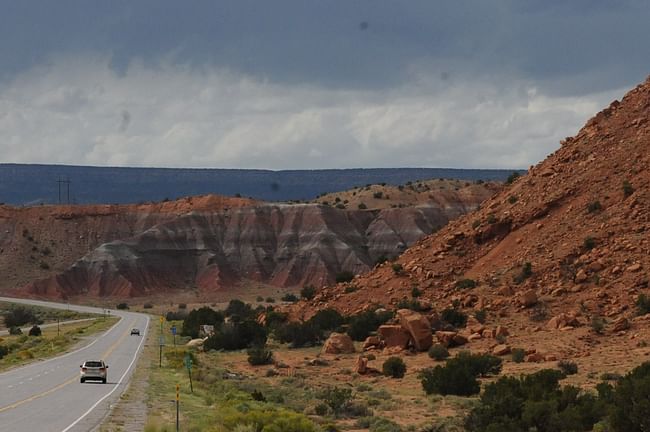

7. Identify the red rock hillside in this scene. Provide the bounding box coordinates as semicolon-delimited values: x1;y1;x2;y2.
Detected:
291;75;650;325
7;184;498;300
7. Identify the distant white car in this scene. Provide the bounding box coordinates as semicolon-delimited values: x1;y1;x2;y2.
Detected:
80;360;108;383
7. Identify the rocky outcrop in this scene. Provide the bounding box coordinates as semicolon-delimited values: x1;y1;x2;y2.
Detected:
322;332;355;354
397;309;433;351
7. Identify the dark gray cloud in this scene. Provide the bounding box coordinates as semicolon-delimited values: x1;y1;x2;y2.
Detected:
0;1;648;169
2;1;648;92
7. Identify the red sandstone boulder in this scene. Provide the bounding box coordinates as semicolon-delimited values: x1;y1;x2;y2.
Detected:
378;325;410;348
397;309;433;351
322;332;355;354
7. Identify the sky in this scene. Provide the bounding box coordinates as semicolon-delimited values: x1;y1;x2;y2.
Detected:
0;1;648;170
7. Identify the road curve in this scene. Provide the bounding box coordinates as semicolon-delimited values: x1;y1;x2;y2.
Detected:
0;297;150;432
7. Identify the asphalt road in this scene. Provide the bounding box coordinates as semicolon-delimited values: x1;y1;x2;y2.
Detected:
0;297;150;432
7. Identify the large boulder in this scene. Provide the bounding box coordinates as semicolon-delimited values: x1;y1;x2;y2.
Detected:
397;309;433;351
547;313;581;330
378;324;410;348
322;332;355;354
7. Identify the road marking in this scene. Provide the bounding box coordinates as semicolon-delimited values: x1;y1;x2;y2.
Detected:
62;315;150;432
0;316;123;379
0;317;139;414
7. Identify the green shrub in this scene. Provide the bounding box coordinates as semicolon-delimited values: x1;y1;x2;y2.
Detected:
591;316;605;334
506;172;520;184
181;306;224;338
225;299;255;320
587;200;602;213
511;348;525;363
28;325;41;336
411;286;422;298
143;303;153;309
281;293;299;302
513;262;533;284
347;309;393;341
609;362;650;431
314;403;329;416
584;236;596;250
420;364;480;396
382;356;406;378
318;386;352;414
373;191;383;199
440;308;467;328
256;295;264;302
358;203;367;210
335;271;354;283
165;310;188;321
508;195;518;204
455;279;477;289
203;320;267;351
2;306;39;328
428;344;449;361
275;322;321;348
636;294;650;315
39;261;50;270
464;368;598;432
486;214;497;224
391;263;404;274
116;303;129;310
0;345;9;359
623;180;634;197
247;346;274;366
395;298;422;311
355;416;402;432
300;285;316;300
558;360;578;375
265;297;276;303
8;326;22;335
307;308;344;332
475;309;487;324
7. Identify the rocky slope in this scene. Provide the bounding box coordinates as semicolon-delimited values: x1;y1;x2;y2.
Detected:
291;75;650;323
6;183;498;300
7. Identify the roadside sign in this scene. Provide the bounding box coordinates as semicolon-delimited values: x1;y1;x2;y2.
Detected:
171;326;177;335
159;336;165;346
160;316;164;324
184;354;192;370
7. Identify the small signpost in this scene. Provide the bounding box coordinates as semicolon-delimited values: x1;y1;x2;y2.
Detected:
159;316;164;368
171;325;177;351
176;383;180;432
184;353;193;393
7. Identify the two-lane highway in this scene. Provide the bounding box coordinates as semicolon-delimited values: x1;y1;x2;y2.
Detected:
0;297;149;432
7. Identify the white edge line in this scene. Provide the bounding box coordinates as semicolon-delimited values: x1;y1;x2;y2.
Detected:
0;316;124;378
61;315;150;432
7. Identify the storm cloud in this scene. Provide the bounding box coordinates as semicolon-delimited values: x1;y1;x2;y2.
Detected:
0;1;647;169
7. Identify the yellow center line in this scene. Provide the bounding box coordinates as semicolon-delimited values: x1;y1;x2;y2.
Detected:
0;317;136;414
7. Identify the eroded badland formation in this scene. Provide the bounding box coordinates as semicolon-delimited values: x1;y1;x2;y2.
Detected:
0;180;497;300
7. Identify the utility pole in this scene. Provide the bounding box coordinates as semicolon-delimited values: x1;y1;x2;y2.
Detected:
56;177;71;204
57;317;60;336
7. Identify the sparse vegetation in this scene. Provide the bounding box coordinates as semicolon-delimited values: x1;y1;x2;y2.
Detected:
513;262;533;284
506;172;520;184
391;263;404;274
584;236;596;250
116;302;129;310
623;180;634;197
28;325;42;336
300;285;316;300
455;278;477;289
587;200;602;213
428;344;449;361
511;348;525;363
281;293;299;302
247;345;274;366
440;308;467;329
181;306;225;338
335;271;354;283
411;286;422;298
508;195;518;204
558;359;578;375
421;352;502;397
636;293;650;315
382;356;406;378
591;315;605;334
347;309;393;341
